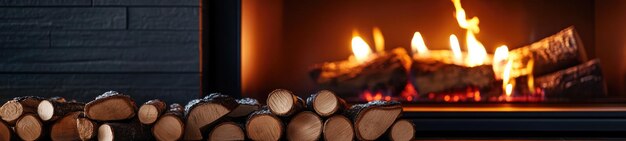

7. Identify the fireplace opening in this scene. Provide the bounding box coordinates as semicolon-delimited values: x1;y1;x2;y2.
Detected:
237;0;626;104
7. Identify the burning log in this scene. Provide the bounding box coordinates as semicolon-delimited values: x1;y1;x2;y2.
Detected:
246;107;283;141
37;98;85;122
97;121;153;141
183;93;238;140
509;26;588;77
306;90;347;117
15;113;46;141
50;112;82;141
227;98;261;118
208;122;245;141
267;89;305;117
535;59;606;99
386;119;415;141
84;91;137;121
1;96;44;125
152;103;185;141
138;99;166;125
310;48;412;98
411;61;496;95
286;111;323;141
323;115;354;141
77;112;98;141
0;120;17;141
346;100;402;141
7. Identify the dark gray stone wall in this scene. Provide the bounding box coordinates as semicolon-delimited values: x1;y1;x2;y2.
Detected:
0;0;200;104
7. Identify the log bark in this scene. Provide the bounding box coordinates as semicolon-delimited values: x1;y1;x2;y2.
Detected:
1;96;44;125
208;122;245;141
153;103;185;141
50;112;82;141
267;89;305;117
246;107;283;141
0;120;18;141
138;99;166;125
323;115;354;141
287;111;323;141
535;59;606;99
345;100;402;141
227;98;261;118
183;93;238;140
411;61;496;96
84;91;137;121
15;113;46;141
309;48;412;98
306;90;347;117
76;112;98;141
97;121;153;141
386;119;415;141
509;26;588;77
37;99;84;122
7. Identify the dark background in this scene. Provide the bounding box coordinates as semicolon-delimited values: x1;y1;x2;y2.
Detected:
242;0;626;101
0;0;200;104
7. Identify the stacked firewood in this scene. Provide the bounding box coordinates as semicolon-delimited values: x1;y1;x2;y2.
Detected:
0;89;414;141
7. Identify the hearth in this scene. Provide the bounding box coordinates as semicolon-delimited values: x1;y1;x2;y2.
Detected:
205;0;626;138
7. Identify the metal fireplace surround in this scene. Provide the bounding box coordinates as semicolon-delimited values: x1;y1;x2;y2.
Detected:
203;0;626;138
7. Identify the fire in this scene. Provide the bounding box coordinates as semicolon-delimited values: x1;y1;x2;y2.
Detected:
411;32;429;57
351;36;373;63
503;59;514;96
449;34;462;63
493;45;509;79
373;27;385;53
451;0;488;67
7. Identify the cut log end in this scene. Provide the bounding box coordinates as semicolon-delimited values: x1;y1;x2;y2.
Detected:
0;121;12;141
323;115;354;141
209;122;245;141
77;117;96;141
287;111;322;141
268;89;303;116
184;103;231;140
389;119;415;141
98;124;113;141
357;107;402;140
15;114;43;141
37;100;54;121
138;105;159;124
153;115;184;141
247;115;282;141
1;100;23;123
51;112;81;141
312;90;340;116
268;89;295;115
347;101;402;140
86;98;136;121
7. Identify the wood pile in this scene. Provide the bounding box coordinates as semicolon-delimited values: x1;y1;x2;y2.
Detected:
0;89;414;141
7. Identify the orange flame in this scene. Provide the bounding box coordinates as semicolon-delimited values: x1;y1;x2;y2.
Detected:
351;36;373;63
411;32;429;57
493;45;509;79
449;34;462;63
451;0;488;67
373;27;385;53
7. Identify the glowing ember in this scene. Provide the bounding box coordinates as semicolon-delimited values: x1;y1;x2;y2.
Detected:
526;59;535;94
451;0;489;67
351;36;373;63
411;32;429;57
373;27;385;53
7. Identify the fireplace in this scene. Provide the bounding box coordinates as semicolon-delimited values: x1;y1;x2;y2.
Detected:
204;0;626;138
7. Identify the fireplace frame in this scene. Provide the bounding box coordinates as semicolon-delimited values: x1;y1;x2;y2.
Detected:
203;0;626;138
